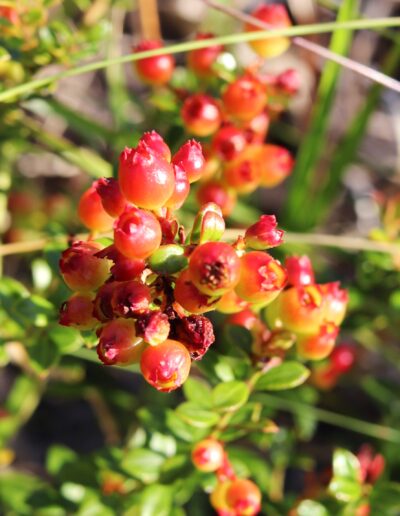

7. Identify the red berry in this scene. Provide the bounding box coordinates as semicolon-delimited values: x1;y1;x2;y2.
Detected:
174;315;215;360
134;40;175;86
135;311;170;346
222;75;266;121
93;282;118;322
235;251;286;306
259;144;294;188
244;215;284;250
285;255;315;287
192;439;225;472
60;241;110;292
111;280;151;318
276;68;300;95
59;293;97;330
223;145;263;194
181;94;222;137
114;207;162;259
172;140;206;183
140;339;191;392
244;4;291;58
118;143;175;210
96;245;145;281
189;242;240;297
174;269;219;314
97;319;145;365
139;131;171;162
78;184;115;232
196;181;236;217
187;32;223;77
95;178;127;218
212;125;247;161
165;164;190;210
226;478;262;516
227;308;257;330
297;322;339;361
330;344;355;374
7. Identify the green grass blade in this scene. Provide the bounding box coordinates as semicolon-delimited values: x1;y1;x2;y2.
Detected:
283;0;359;230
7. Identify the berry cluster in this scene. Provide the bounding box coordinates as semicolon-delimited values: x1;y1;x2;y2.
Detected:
192;438;261;516
132;4;297;216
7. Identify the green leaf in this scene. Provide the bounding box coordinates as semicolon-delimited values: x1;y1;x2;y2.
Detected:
137;484;174;516
176;402;219;428
27;338;60;372
16;295;55;327
48;325;82;353
332;448;361;481
46;445;78;477
254;362;310;391
165;410;209;443
121;449;165;483
183;378;212;409
328;477;362;502
212;381;250;412
297;500;329;516
370;482;400;514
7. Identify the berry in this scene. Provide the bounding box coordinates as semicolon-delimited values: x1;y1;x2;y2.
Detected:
227;309;257;330
216;290;248;314
210;482;234;515
59;293;97;330
181;94;222;137
197;181;236;217
189;242;240;296
174;315;215;360
172;140;205;183
114;207;162;259
96;245;146;281
212;125;247;161
296;322;339;361
0;6;19;25
321;282;348;326
97;319;145;365
93;282;118;322
192;439;225;472
134;40;174;86
330;344;355;374
357;445;385;484
235;251;286;306
60;241;110;292
223;145;263;194
174;269;219;314
244;215;284;250
111;280;151;318
135;311;170;346
243;111;270;144
285;255;315;287
222;75;266;121
95;178;127;218
259;144;294;188
118;143;175;210
244;4;292;58
190;203;225;245
165;164;190;210
140;339;191;392
139;131;171;161
187;32;223;77
276;68;300;95
78;183;115;232
226;478;262;516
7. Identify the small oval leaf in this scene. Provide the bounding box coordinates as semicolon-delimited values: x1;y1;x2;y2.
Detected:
212;381;250;412
255;362;310;391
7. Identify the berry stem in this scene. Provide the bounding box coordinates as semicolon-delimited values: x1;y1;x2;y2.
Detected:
1;17;400;102
137;0;161;41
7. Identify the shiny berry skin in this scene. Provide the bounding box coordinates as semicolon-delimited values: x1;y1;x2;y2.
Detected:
189;242;240;297
114;207;162;259
174;315;215;360
330;344;355;374
216;290;248;314
285;255;315;287
118;144;175;210
165;164;190;210
297;322;339;361
187;32;223;77
212;125;247;161
172;140;205;183
97;319;145;365
59;293;97;330
196;181;236;217
274;285;325;335
227;308;257;330
96;245;145;281
259;144;294;187
245;4;292;58
222;75;266;121
140;339;191;392
226;478;262;516
181;94;222;137
78;184;115;232
60;241;110;292
235;251;286;307
244;215;284;250
139;131;171;162
210;482;234;515
111;280;151;318
134;40;175;86
174;269;219;314
192;439;225;472
95;178;127;218
244;110;270;144
135;311;170;346
223;145;263;194
321;282;348;326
